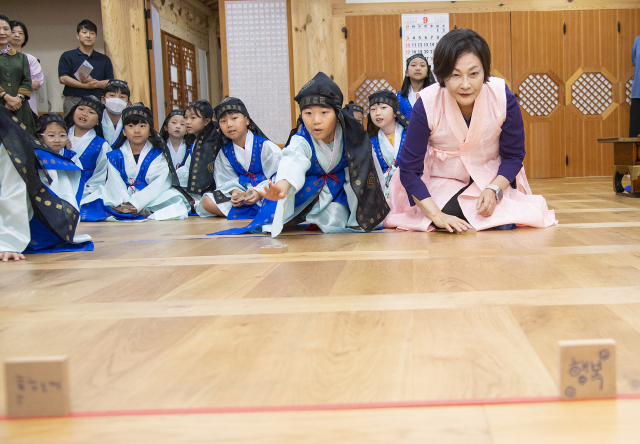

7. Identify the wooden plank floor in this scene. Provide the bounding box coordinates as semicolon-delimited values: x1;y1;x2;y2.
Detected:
2;176;640;443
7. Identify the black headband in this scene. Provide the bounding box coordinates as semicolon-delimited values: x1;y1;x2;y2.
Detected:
343;101;364;114
368;89;400;112
406;53;429;68
214;96;249;120
295;72;343;111
36;113;67;134
188;100;214;119
123;102;153;126
76;95;104;118
166;109;184;119
105;79;128;89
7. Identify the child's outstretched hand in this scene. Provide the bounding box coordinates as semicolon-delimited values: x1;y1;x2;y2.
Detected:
257;180;290;201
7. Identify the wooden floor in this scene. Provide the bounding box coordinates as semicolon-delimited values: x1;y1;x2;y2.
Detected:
2;176;640;443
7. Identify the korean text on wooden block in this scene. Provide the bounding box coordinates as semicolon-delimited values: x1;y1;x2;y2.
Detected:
259;244;288;254
4;356;70;418
558;339;616;400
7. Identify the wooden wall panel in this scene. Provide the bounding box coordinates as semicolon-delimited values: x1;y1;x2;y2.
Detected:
512;11;566;178
564;11;620;177
449;12;512;88
345;15;402;103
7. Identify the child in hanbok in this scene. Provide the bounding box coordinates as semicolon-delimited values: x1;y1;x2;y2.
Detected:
160;109;189;171
343;101;364;126
63;95;111;209
177;99;221;216
366;90;409;199
386;29;556;233
0;107;92;261
397;53;436;118
99;79;131;146
199;97;282;220
211;72;388;237
82;103;188;221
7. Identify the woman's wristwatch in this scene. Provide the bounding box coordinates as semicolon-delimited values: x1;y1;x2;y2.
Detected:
486;184;503;202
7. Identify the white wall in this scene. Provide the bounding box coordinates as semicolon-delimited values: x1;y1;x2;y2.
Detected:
3;0;104;113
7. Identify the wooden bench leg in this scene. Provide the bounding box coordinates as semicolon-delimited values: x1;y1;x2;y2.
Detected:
613;165;640;197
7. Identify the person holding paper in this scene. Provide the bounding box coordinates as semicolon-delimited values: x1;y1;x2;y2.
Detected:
0;14;36;135
58;19;114;115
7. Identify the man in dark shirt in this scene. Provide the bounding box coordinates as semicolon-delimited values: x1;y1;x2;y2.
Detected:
58;19;114;115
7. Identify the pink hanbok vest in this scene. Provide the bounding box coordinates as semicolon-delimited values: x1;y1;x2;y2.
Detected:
384;77;557;231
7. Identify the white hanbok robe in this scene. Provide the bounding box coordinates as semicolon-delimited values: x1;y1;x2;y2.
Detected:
0;143;91;253
92;141;188;221
67;126;111;204
371;122;405;197
266;123;362;237
203;130;282;216
101;112;123;147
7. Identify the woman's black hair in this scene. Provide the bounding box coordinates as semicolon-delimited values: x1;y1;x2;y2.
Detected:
9;20;28;48
77;19;97;34
399;56;436;98
433;28;491;87
0;14;10;26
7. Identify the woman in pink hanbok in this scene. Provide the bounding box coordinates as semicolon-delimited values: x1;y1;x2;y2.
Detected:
385;29;556;233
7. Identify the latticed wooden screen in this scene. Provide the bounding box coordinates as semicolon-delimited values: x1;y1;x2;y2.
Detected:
626;78;633;105
571;72;612;115
355;78;396;115
161;32;198;116
517;74;559;117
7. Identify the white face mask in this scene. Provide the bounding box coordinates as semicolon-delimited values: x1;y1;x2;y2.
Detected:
104;98;127;115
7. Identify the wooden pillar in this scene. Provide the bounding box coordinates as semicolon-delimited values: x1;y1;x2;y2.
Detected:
208;14;222;107
290;0;348;110
101;0;151;106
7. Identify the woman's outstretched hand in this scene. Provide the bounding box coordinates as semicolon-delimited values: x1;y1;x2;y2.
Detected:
257;180;290;201
430;212;473;233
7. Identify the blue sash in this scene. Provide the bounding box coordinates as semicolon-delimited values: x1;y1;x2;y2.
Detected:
77;136;106;185
23;183;94;254
80;147;161;221
59;149;77;161
371;128;407;172
397;92;413;118
209;124;348;235
222;134;272;221
35;148;83;206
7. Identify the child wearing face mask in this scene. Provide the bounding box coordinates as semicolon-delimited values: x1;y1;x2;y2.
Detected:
366;90;409;199
63;95;111;215
100;79;131;146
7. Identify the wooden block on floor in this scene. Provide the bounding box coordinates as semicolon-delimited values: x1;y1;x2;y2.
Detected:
4;356;70;418
259;245;288;254
558;339;616;400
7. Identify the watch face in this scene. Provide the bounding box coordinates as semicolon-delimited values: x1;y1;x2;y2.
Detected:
496;188;504;202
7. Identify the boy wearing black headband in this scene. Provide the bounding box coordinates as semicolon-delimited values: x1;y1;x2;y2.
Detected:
367;90;409;199
82;103;189;221
64;95;111;211
100;79;131;146
0;107;93;261
398;53;436;118
212;72;388;237
201;96;282;220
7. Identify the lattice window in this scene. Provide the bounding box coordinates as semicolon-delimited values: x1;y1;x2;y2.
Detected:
571;72;612;115
226;0;291;144
355;79;396;114
626;78;633;105
181;45;197;105
165;36;182;112
517;74;558;117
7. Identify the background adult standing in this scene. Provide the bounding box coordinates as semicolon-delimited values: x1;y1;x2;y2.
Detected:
631;35;640;138
0;13;35;135
58;19;113;115
10;20;44;118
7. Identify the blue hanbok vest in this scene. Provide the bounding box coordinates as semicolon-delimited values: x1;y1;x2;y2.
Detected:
222;134;274;220
24;149;94;254
370;128;407;172
397;91;413;118
80;147;162;221
209;124;348;235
